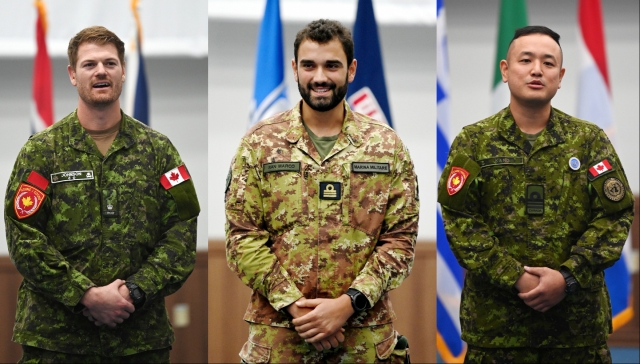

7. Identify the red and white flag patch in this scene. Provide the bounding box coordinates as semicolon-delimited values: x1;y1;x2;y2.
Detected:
14;183;46;219
588;159;612;180
447;166;470;196
160;165;191;190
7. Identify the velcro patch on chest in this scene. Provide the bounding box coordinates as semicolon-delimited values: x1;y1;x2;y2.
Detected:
319;182;341;200
263;162;300;174
50;170;94;184
588;158;614;181
477;156;524;168
351;162;390;173
14;183;46;219
160;165;191;190
446;166;469;196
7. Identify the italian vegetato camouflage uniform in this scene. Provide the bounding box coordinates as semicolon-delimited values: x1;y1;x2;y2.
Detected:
438;107;634;354
4;111;199;357
225;101;419;363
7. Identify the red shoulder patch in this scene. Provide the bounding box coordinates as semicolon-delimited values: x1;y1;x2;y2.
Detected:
26;170;49;191
160;165;191;190
447;166;470;196
14;183;46;219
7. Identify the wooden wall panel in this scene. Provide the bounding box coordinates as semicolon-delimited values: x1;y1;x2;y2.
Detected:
208;240;436;363
0;251;208;363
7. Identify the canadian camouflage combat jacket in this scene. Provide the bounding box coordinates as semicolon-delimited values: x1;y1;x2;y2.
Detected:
438;107;634;348
225;101;419;328
4;111;199;356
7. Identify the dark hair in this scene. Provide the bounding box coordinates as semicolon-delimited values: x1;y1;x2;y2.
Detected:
508;25;562;64
68;26;125;70
294;19;354;66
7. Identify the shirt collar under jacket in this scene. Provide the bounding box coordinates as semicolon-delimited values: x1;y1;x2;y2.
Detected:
67;109;137;156
285;100;363;148
497;105;567;155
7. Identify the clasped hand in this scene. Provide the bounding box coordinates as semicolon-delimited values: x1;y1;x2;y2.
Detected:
516;266;566;312
80;279;135;327
287;295;354;351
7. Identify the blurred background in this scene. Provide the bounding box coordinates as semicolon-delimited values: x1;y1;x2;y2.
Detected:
0;0;208;362
209;0;437;362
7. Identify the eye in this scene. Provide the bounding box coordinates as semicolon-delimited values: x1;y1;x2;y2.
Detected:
520;59;531;63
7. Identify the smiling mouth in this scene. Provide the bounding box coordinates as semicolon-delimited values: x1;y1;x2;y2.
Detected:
93;82;111;89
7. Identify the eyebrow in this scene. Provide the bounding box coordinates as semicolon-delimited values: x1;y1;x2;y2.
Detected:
299;59;344;66
519;51;558;61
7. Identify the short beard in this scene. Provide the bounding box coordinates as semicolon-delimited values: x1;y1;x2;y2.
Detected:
298;77;349;112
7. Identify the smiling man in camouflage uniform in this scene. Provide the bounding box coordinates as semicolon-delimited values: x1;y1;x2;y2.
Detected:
4;26;199;362
225;19;419;363
438;26;634;363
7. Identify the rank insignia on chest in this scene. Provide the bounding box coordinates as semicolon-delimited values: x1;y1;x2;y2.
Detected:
319;182;341;200
160;165;191;190
446;166;469;196
14;183;46;219
588;158;614;181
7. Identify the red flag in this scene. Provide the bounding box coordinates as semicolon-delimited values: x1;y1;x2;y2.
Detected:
31;0;54;133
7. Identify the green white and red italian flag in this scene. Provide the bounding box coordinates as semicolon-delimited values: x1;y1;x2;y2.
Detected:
491;0;527;113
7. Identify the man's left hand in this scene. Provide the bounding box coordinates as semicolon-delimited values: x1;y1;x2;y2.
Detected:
291;295;354;343
517;266;566;312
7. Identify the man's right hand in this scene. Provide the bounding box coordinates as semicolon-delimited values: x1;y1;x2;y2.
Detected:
80;279;135;327
287;299;345;351
515;270;540;293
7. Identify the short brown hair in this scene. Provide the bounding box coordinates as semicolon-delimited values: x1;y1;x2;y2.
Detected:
294;19;354;67
67;26;125;70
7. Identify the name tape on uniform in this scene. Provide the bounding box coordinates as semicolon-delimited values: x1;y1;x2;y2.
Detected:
263;162;300;174
351;162;390;173
51;170;94;184
160;165;191;190
478;157;524;168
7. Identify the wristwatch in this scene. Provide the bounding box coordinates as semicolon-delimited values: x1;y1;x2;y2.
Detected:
125;282;146;308
560;268;579;294
346;288;370;312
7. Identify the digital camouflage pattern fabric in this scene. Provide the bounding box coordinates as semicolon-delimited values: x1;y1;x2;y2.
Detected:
5;110;199;356
438;107;634;348
225;101;419;330
239;323;408;363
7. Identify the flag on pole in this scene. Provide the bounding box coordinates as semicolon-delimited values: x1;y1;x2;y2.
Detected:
577;0;633;331
249;0;288;128
436;0;466;362
31;0;54;134
125;0;150;125
491;0;528;113
346;0;393;127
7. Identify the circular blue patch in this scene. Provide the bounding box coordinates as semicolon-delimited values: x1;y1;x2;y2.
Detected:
569;157;581;171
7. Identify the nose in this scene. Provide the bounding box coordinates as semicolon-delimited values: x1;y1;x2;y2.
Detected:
530;60;542;76
312;66;329;83
95;62;107;77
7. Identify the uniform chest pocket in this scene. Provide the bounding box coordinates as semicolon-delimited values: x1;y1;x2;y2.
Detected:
261;162;309;231
344;167;391;236
49;179;99;251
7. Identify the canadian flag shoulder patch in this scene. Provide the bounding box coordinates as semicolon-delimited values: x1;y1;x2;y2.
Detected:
587;158;614;181
160;165;191;190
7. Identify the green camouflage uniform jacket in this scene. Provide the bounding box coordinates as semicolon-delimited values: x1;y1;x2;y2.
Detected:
225;101;419;328
438;107;634;348
4;111;199;356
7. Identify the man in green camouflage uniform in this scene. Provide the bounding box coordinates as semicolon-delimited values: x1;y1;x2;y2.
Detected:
225;19;418;363
438;26;634;363
4;26;199;362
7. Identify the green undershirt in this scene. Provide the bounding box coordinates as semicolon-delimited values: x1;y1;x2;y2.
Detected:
302;122;340;160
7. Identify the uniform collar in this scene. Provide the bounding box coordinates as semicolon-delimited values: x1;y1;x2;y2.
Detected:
68;109;137;156
498;106;566;154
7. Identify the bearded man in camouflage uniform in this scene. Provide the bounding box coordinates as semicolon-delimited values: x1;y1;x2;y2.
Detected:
438;26;634;363
4;26;199;362
225;19;419;363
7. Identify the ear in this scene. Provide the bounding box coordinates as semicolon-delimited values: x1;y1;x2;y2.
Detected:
291;58;298;83
347;59;357;83
557;67;566;89
122;63;126;82
67;65;77;86
499;59;509;83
